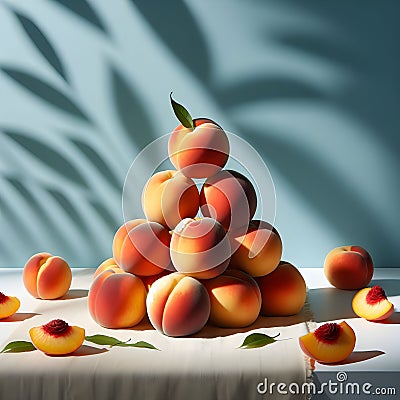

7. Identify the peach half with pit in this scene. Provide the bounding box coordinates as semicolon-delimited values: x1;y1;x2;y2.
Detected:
112;219;172;276
0;292;20;319
324;246;374;290
170;217;231;279
88;269;147;329
255;261;306;316
352;285;394;321
299;321;356;363
29;319;85;355
146;272;210;337
141;169;199;230
203;270;261;328
23;252;72;299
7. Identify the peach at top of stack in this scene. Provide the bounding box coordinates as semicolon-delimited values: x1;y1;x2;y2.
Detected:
88;94;306;336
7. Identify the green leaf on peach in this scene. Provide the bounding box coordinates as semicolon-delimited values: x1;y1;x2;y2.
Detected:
170;92;194;129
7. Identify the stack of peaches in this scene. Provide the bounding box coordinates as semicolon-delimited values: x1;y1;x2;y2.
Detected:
88;98;307;337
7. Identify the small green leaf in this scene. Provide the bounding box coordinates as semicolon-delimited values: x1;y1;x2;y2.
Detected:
170;92;194;129
85;334;122;346
238;333;280;349
115;341;160;351
0;341;36;354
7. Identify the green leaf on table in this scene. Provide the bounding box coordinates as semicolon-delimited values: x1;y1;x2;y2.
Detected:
170;92;194;129
238;333;280;349
115;341;159;351
85;334;122;346
0;341;36;354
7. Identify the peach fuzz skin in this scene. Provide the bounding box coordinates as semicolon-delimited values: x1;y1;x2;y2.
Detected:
170;217;231;279
93;258;124;279
256;261;306;316
141;169;199;230
324;246;374;290
0;292;20;319
23;252;72;300
229;220;282;277
146;272;210;337
88;270;147;329
168;118;230;179
299;321;356;364
113;219;172;276
202;270;261;328
200;170;257;231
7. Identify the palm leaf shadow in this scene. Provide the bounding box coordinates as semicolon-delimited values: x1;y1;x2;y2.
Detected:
240;127;396;264
13;10;68;82
131;0;210;81
214;76;325;108
0;67;89;122
70;137;122;191
51;0;108;35
89;199;119;231
2;129;87;188
110;66;157;151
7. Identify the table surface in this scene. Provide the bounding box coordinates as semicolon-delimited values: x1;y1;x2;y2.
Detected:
0;268;399;400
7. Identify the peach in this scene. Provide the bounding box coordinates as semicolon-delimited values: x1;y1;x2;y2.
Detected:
200;170;257;231
229;220;282;277
112;219;172;276
352;285;394;321
29;319;85;355
0;292;20;319
146;272;210;337
141;169;199;229
255;261;306;316
324;246;374;290
299;321;356;363
168;117;230;179
93;258;124;279
23;252;72;299
203;270;261;328
88;269;147;328
140;269;171;292
170;217;231;279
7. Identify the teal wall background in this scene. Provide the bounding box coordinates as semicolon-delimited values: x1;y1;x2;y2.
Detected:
0;0;399;268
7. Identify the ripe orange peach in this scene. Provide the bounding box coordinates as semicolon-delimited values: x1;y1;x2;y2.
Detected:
255;261;306;316
30;319;85;355
140;269;171;292
229;220;282;277
112;219;172;276
146;272;210;337
0;292;20;319
23;252;72;299
200;170;257;231
299;321;356;363
352;286;394;321
203;270;261;328
93;258;124;279
170;217;231;279
88;269;147;328
324;246;374;290
141;169;199;229
168;118;230;179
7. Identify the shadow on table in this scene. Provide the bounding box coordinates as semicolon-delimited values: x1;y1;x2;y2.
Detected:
307;288;358;322
321;350;385;366
2;312;40;322
370;279;400;296
47;345;109;357
375;312;400;324
60;289;89;300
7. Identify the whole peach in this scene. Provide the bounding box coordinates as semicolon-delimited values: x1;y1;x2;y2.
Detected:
255;261;306;316
88;269;146;328
146;272;210;337
168;118;230;179
324;246;374;290
229;220;282;277
170;217;231;279
203;270;261;328
23;252;72;299
200;169;257;231
93;258;124;279
141;169;199;229
112;219;172;276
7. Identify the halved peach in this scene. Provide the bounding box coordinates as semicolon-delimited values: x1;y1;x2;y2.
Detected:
0;292;20;319
299;321;356;363
352;286;394;321
29;319;85;355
